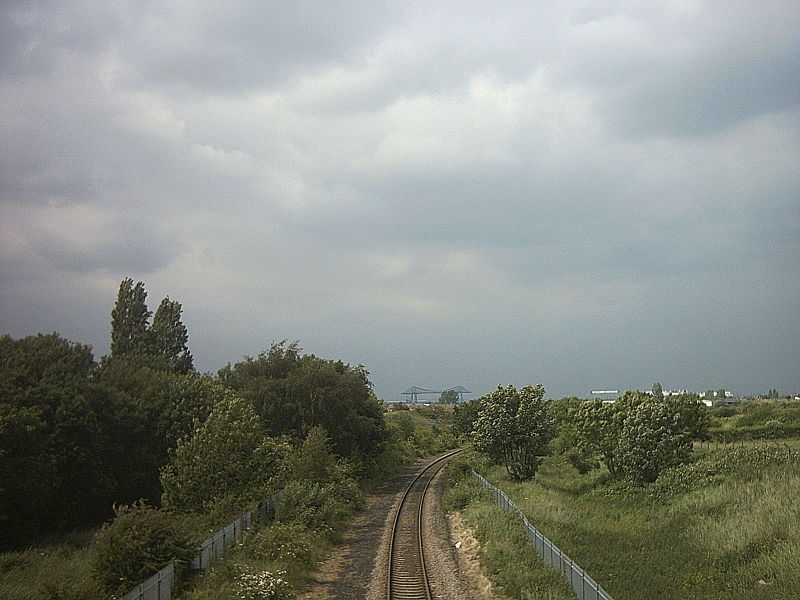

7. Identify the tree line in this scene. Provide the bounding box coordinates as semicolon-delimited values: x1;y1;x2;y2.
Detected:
455;383;710;484
0;279;387;548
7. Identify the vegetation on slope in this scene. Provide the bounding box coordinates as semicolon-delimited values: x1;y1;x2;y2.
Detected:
0;389;454;600
447;444;800;600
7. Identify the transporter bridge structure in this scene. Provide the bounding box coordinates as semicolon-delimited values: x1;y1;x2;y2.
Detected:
401;385;471;403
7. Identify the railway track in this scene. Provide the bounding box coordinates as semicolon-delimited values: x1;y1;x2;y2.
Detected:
387;449;461;600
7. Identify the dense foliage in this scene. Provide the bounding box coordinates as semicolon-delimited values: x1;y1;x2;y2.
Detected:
615;399;692;483
217;341;387;472
0;278;390;552
473;384;555;480
0;333;108;541
471;386;712;485
160;394;290;515
438;389;458;404
449;443;800;600
92;501;199;595
89;358;223;506
566;390;709;483
110;278;193;372
451;397;483;438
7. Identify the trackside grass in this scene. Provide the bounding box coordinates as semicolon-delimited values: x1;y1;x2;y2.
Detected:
446;444;800;600
0;529;104;600
445;472;575;600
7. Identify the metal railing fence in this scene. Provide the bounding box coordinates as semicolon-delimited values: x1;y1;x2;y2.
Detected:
472;471;615;600
118;562;175;600
191;492;281;570
119;491;281;600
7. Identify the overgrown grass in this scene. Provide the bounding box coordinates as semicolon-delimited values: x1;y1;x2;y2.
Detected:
178;520;330;599
449;443;800;600
0;529;104;600
444;467;574;600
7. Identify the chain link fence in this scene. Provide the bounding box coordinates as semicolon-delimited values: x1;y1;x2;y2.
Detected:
472;471;615;600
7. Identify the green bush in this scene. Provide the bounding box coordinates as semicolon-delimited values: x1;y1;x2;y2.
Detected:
651;444;795;497
561;446;599;475
387;411;416;440
382;410;454;460
92;501;198;594
616;400;692;483
443;452;492;511
369;423;417;477
160;393;290;514
443;474;485;512
278;426;363;532
708;423;800;442
247;522;317;564
473;384;555;480
275;479;357;535
737;401;800;427
288;426;341;485
710;405;738;418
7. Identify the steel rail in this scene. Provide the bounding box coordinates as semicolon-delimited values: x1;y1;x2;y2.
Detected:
387;449;461;600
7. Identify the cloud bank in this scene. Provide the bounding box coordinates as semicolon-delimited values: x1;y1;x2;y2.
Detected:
2;1;798;399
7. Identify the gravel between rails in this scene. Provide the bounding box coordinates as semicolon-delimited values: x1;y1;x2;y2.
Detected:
298;454;492;600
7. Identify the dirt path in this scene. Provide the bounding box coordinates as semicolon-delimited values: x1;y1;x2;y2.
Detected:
297;455;508;600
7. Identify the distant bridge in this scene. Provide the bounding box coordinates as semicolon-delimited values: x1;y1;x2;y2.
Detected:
401;385;471;403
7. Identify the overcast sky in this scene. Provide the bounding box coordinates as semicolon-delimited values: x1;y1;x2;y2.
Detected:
1;0;798;400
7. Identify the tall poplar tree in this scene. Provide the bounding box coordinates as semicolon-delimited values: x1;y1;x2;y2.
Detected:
110;278;151;357
150;297;193;374
110;279;193;374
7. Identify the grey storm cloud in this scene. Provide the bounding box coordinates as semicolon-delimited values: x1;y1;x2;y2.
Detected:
0;0;798;400
28;219;182;274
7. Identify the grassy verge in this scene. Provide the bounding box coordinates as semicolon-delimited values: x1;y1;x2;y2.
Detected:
178;520;333;599
444;457;575;600
447;442;800;600
0;529;104;600
0;481;360;600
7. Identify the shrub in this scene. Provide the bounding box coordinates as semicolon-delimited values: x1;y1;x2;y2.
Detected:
616;400;692;484
160;393;290;514
92;501;197;594
710;405;738;418
473;384;555;480
570;397;632;477
247;522;317;564
651;444;795;497
288;426;339;484
275;479;356;535
738;403;776;426
708;423;800;442
452;398;483;438
562;446;600;474
388;411;416;440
